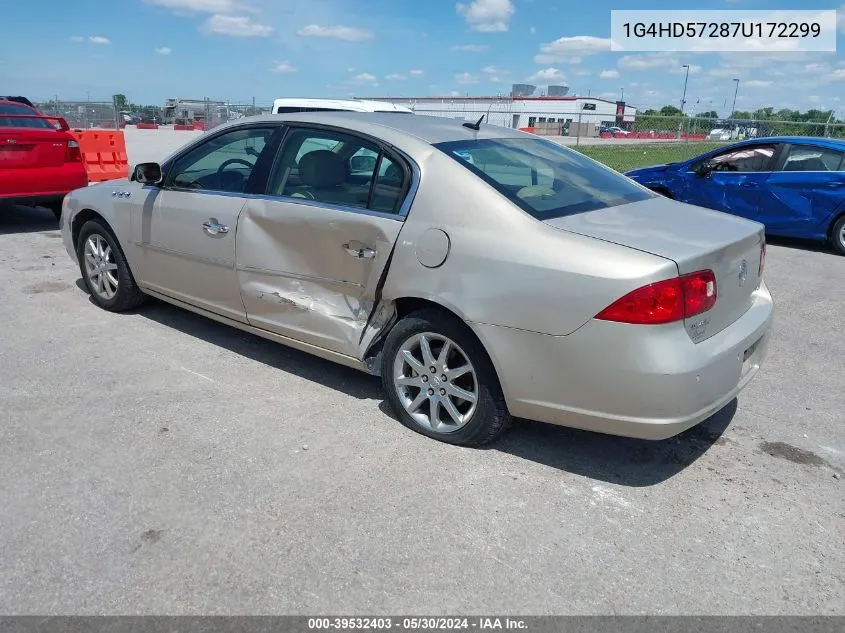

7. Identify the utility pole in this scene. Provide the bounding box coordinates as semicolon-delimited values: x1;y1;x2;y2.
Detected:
730;78;740;137
621;88;624;102
680;64;690;114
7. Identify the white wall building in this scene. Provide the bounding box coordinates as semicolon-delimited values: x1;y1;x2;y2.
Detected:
364;96;637;132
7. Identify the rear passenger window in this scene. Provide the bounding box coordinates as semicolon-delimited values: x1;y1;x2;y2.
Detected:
781;145;844;172
267;127;410;215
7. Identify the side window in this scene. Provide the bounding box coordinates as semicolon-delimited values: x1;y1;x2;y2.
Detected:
450;146;553;188
168;126;274;193
706;144;778;173
267;127;410;214
780;145;844;172
370;154;407;213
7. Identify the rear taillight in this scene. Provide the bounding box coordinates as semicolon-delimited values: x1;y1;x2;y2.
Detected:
759;241;766;277
65;139;82;163
595;270;717;325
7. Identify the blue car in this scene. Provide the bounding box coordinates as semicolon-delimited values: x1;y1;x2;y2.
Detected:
626;137;845;255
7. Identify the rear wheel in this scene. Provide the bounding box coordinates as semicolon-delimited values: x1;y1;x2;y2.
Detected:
830;215;845;256
76;219;146;312
380;308;512;447
47;200;63;221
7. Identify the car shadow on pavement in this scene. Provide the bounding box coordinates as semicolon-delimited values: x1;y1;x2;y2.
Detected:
493;399;737;487
137;298;383;400
81;282;736;485
0;204;58;235
766;235;836;255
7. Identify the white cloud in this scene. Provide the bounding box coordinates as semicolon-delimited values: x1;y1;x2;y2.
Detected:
456;0;515;32
70;36;84;42
709;67;739;77
831;69;845;81
155;46;172;55
534;35;611;63
451;44;488;52
386;73;407;80
297;24;373;41
529;26;536;34
347;73;378;85
455;72;479;84
482;65;506;74
88;36;110;44
744;80;773;88
805;63;829;74
201;14;272;37
410;69;424;76
146;0;253;13
526;67;566;83
271;61;297;73
618;52;685;71
599;69;620;79
449;90;463;96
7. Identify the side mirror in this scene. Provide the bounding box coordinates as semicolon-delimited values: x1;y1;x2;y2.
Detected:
694;162;714;178
350;155;377;172
133;162;163;185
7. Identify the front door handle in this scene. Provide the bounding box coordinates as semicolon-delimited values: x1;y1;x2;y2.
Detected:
202;218;229;236
342;242;376;259
740;181;759;189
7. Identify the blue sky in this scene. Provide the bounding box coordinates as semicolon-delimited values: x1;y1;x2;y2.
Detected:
0;0;843;115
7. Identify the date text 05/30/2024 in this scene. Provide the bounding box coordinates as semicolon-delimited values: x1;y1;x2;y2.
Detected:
307;617;528;630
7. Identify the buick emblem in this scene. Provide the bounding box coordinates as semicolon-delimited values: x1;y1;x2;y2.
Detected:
738;259;748;286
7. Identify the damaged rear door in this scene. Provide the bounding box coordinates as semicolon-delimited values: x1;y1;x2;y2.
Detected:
235;124;414;359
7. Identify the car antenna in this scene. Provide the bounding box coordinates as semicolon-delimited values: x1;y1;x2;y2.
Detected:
463;115;484;131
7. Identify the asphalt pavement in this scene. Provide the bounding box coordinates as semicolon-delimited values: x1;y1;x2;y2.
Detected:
0;204;842;614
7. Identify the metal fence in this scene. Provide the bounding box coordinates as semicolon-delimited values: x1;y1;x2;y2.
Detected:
35;99;120;130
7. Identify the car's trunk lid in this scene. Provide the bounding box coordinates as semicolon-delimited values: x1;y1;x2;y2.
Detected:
0;126;67;169
544;196;765;342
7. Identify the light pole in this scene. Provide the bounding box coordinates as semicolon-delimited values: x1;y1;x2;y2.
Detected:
680;64;690;114
621;87;624;102
730;78;740;137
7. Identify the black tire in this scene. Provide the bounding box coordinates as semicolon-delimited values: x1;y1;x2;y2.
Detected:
76;219;147;312
829;214;845;256
47;200;63;221
380;308;513;447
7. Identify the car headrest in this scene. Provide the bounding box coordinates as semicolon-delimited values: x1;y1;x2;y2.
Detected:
383;162;403;182
299;150;345;187
784;157;827;171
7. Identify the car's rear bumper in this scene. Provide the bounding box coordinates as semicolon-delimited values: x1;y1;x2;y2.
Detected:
0;164;88;202
472;281;773;440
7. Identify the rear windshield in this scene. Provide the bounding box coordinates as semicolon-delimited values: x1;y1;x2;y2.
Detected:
0;103;52;129
434;137;654;220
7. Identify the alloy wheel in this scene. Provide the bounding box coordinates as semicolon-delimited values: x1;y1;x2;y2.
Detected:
392;332;479;433
83;233;119;300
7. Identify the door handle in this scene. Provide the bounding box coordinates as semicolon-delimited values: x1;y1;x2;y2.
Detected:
202;218;229;236
740;182;759;188
342;243;376;259
825;182;844;188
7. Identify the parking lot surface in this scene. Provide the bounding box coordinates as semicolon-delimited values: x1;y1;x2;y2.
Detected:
0;205;843;615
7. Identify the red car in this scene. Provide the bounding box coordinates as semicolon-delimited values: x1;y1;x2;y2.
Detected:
0;99;88;219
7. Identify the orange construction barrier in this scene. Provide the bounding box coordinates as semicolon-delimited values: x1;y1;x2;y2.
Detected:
70;130;130;183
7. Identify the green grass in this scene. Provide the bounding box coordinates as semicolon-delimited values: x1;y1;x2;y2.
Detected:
574;141;727;173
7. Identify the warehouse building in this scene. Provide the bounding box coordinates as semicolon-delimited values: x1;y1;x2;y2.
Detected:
365;84;636;136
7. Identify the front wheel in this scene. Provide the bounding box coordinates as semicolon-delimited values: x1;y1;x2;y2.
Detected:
830;215;845;256
380;309;512;447
76;219;147;312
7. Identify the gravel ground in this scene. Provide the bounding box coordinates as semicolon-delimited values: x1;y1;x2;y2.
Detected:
0;203;843;615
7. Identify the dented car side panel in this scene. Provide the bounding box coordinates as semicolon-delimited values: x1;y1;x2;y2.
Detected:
235;197;404;358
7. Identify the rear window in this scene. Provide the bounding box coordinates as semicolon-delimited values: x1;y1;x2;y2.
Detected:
434;137;654;220
0;103;52;129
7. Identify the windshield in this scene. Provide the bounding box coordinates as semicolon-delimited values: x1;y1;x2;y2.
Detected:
435;137;655;220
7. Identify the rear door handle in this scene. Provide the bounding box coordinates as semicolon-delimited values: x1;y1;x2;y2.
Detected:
202;218;229;236
342;243;376;259
740;182;759;189
825;182;844;188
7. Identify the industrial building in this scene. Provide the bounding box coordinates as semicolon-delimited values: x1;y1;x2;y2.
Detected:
365;84;636;136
